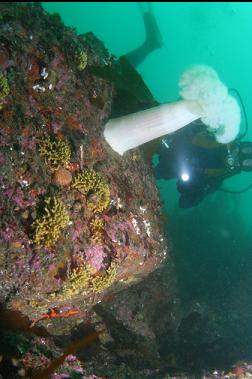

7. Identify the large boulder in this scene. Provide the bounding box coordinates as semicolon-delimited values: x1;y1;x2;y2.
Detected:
0;2;168;328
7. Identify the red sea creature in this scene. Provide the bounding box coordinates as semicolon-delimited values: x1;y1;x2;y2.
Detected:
30;308;79;328
66;162;80;173
233;365;246;376
29;188;42;198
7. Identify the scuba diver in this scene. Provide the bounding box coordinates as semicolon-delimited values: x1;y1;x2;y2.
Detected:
124;4;252;209
108;2;252;209
154;120;252;208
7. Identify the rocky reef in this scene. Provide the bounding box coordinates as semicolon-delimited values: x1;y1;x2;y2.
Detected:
0;3;174;377
0;2;167;338
2;4;251;379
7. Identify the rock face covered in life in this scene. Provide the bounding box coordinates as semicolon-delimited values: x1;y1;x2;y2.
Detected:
0;2;168;327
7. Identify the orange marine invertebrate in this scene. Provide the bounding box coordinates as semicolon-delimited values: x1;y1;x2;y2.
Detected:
53;167;73;186
30;308;79;327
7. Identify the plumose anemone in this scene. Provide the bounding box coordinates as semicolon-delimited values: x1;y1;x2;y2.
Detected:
104;64;241;155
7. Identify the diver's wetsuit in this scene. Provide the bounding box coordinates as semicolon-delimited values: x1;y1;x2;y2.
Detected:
154;122;241;208
125;3;163;68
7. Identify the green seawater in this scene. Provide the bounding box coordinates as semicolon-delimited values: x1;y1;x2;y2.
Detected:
42;2;252;215
42;1;252;366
